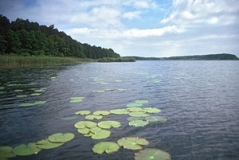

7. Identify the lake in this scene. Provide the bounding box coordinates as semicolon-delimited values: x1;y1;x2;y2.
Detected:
1;61;239;160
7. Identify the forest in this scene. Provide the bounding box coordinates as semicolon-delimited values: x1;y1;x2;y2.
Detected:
124;53;239;60
0;15;120;59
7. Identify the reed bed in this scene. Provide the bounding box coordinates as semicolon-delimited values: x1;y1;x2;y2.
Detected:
0;55;89;67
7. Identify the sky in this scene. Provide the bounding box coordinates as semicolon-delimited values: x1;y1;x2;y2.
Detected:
0;0;239;57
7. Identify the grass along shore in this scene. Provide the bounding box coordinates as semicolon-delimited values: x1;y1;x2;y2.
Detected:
0;55;93;67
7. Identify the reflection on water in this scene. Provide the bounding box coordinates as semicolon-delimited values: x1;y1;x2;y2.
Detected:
1;61;239;160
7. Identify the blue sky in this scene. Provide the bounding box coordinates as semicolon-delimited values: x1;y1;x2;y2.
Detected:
0;0;239;57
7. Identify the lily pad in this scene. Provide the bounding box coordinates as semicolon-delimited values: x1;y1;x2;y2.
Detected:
129;120;149;127
145;116;167;122
127;108;143;112
128;112;149;117
77;128;90;134
74;121;97;129
134;148;171;160
48;133;75;143
98;121;121;129
117;137;149;150
91;129;111;140
126;103;143;108
0;146;16;158
93;110;110;116
143;108;161;114
110;109;129;115
75;110;91;115
13;143;41;156
92;142;120;154
70;97;85;103
135;100;148;104
85;115;103;120
36;139;63;149
127;117;142;121
90;127;102;134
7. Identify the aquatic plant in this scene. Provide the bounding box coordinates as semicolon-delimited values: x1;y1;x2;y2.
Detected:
74;121;97;129
128;112;149;117
98;121;121;129
91;129;111;140
13;143;41;156
110;109;129;115
117;137;149;150
19;101;46;107
48;133;75;143
145;116;167;122
0;146;16;159
36;139;64;149
129;120;149;127
93;110;110;116
134;148;171;160
70;97;85;103
85;115;103;120
143;108;161;114
75;110;91;115
92;142;120;154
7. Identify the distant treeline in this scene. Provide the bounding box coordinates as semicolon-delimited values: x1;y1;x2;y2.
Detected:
0;15;120;59
98;57;135;62
124;53;239;61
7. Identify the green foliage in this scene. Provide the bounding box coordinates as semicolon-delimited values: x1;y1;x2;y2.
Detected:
98;57;135;62
0;15;121;60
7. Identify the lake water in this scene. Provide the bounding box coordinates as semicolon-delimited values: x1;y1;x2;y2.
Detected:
1;61;239;160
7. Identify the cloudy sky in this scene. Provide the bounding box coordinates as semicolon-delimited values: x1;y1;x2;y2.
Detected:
1;0;239;57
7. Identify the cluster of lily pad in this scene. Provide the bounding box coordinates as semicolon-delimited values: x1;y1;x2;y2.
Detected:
0;133;74;159
71;99;170;159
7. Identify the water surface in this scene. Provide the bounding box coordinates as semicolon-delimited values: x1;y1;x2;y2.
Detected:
1;61;239;160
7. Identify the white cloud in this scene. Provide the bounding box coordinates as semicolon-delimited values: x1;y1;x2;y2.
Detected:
122;11;142;20
161;0;239;26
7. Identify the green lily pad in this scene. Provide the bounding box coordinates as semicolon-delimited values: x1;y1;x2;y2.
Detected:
143;108;161;114
127;108;143;112
135;100;148;104
134;148;171;160
36;139;63;149
78;128;90;134
117;137;149;150
0;146;16;158
75;110;91;115
98;121;121;129
118;88;127;91
92;142;120;154
126;103;143;108
48;133;75;143
110;109;129;115
128;112;149;117
127;117;142;121
85;115;103;120
93;110;110;116
74;121;97;129
91;129;111;140
70;97;85;103
129;120;149;127
145;116;167;122
13;143;41;156
90;127;102;134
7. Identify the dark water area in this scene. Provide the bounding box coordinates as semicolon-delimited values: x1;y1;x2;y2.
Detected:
0;61;239;160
